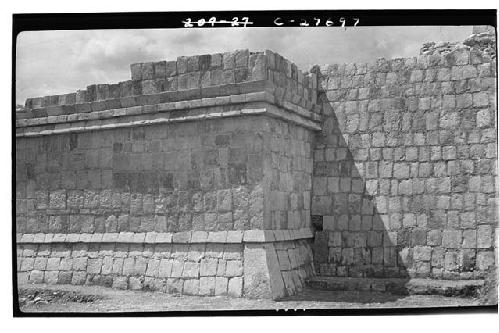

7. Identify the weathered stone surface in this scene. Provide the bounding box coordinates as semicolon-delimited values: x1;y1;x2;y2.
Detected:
182;279;199;295
199;276;216;296
215;276;228;295
200;258;217;276
311;34;497;282
243;243;286;300
227;276;243;297
225;260;243;277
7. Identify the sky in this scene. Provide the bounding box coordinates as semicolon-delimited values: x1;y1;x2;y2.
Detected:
15;26;472;105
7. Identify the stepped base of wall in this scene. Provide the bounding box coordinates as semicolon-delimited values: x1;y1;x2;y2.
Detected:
16;231;315;300
312;231;498;281
306;276;489;298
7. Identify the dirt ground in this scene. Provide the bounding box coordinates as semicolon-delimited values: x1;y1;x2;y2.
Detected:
16;283;489;314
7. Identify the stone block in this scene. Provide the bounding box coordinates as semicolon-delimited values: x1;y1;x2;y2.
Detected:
207;231;227;243
477;225;492;248
156;233;172;243
101;257;113;275
215;276;228;295
227;277;243;297
33;257;47;270
216;259;227;276
46;257;61;271
367;231;383;247
129;276;143;290
49;190;66;209
134;257;148;275
199;276;216;296
227;230;244;243
173;231;192;243
473;92;489;107
158;259;173;278
182;279;199;296
164;60;177;77
191;231;208;243
427;230;442;246
122;258;135;276
145;258;160;277
462;230;477;248
20;257;35;272
29;270;44;284
153;61;166;79
459;212;476;229
222;52;235;70
200;258;218;276
442;230;462;249
141;62;154;80
477;109;491;128
44;271;59;284
130;63;142;80
225;260;243;277
182;262;200;278
243;230;265;242
383;247;396;266
243;243;285;300
164;278;183;294
413;246;432;261
112;276;128;290
476;251;495;270
170;260;184;278
393;163;409;179
71;271;87;285
58;271;72;284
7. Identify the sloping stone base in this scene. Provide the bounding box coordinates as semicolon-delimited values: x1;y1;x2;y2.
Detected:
243;240;314;299
17;237;314;300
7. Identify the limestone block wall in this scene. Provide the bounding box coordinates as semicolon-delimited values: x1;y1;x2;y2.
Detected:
15;49;321;299
261;119;314;230
312;38;498;280
17;236;314;298
16;117;270;235
16;30;498;298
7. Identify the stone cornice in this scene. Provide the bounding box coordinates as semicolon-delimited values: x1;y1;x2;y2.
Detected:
16;96;322;137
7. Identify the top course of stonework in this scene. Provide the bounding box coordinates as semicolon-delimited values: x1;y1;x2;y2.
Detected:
18;49;320;120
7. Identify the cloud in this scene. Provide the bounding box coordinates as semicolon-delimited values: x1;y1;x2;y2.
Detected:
16;26;472;105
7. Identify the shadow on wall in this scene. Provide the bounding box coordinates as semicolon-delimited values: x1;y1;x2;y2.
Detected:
310;92;410;300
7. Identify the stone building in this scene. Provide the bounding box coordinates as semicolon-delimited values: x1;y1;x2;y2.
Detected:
15;26;497;300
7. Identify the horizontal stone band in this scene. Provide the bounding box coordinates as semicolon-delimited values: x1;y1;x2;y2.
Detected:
16;104;321;138
17;228;315;245
17;89;322;129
